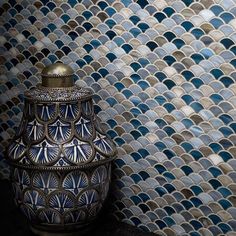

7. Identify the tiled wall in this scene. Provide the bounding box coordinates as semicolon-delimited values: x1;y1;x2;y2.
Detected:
1;0;236;235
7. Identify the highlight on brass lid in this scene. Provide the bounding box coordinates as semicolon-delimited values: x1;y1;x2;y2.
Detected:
41;63;74;88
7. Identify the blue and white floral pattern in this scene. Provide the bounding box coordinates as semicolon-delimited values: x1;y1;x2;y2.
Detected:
7;98;116;166
26;119;44;141
33;172;59;194
8;138;26;161
15;120;26;137
49;192;74;213
20;204;36;221
28;140;60;164
93;153;105;161
91;166;107;185
38;209;61;224
81;100;93;116
63;171;89;194
64;210;86;223
75;117;94;140
24;190;45;210
13;168;30;188
88;204;102;218
26;103;35;118
53;158;71;167
48;120;72;143
60;103;80;120
63;139;93;164
94;134;115;156
37;104;56;122
13;163;110;228
78;190;99;207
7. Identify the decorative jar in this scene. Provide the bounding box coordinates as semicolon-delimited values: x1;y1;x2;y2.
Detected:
6;63;117;236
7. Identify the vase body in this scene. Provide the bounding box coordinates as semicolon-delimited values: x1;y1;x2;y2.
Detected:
6;63;116;235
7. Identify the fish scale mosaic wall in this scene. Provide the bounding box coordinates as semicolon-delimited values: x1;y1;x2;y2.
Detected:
1;0;236;235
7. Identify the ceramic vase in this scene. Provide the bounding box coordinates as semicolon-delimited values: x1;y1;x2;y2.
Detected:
6;63;117;236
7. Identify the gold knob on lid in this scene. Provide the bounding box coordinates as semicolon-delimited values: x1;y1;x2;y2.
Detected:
41;63;74;88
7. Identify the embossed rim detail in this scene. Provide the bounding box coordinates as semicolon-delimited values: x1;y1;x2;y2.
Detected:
7;156;116;171
24;85;93;102
41;74;74;78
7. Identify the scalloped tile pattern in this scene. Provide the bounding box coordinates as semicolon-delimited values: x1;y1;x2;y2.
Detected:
1;0;236;235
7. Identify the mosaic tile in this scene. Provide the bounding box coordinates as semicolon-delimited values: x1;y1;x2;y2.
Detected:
1;0;236;234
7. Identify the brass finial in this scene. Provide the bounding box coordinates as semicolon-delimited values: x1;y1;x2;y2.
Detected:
41;63;74;88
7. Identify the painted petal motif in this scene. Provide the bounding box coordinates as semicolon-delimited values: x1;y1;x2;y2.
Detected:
18;156;31;165
15;119;25;137
91;166;107;185
78;189;99;207
28;140;59;164
53;158;71;167
64;210;86;223
8;138;25;160
26;119;45;141
37;104;56;121
27;103;35;118
48;120;71;143
64;139;93;163
75;117;94;140
33;172;59;193
62;171;89;194
20;204;36;221
93;134;115;156
12;183;22;201
13;168;30;187
60;102;80;120
38;209;61;224
23;190;45;210
88;204;102;218
81;100;93;116
93;153;105;161
49;192;74;212
94;118;105;134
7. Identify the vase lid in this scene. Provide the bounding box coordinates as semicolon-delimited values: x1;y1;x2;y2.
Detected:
24;63;92;101
41;63;74;88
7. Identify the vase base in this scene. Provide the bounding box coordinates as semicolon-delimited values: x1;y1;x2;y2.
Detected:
30;225;90;236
